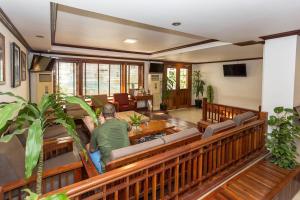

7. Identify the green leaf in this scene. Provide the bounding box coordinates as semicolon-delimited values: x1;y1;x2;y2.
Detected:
23;189;39;200
268;116;277;126
41;193;69;200
274;106;284;114
25;119;43;179
0;101;25;130
65;96;98;126
38;94;52;115
54;118;87;159
0;128;27;143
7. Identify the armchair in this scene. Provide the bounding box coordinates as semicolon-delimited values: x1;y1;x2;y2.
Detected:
91;94;108;110
113;93;137;112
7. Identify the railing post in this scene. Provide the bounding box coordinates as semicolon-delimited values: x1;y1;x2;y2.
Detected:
202;98;207;121
0;187;3;200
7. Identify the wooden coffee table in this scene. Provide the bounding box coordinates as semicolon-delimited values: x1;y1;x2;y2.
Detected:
82;116;175;144
128;120;175;143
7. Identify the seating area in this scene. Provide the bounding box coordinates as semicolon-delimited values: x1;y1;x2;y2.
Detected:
1;1;300;200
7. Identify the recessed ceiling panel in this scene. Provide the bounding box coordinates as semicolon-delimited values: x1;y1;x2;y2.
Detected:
55;5;208;53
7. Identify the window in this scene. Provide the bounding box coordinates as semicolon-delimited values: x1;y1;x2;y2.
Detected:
99;64;109;96
56;62;76;95
180;68;188;89
127;65;139;92
83;63;98;95
167;68;176;90
109;64;121;95
83;63;121;96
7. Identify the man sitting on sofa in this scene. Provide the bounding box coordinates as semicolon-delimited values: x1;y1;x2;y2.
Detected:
88;103;131;173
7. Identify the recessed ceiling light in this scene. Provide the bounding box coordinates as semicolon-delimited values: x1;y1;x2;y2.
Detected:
35;35;44;38
172;22;181;26
124;38;137;44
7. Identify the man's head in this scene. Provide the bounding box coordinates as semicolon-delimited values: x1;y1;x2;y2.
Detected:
102;103;116;118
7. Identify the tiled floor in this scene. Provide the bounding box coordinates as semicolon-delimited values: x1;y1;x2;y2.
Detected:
168;107;202;124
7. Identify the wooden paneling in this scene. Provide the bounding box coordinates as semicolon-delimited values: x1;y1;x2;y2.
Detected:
203;159;300;200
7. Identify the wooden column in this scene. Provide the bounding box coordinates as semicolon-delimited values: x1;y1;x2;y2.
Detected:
202;98;208;121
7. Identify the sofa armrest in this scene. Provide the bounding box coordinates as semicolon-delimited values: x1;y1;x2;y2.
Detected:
79;152;98;178
197;120;211;132
43;137;73;161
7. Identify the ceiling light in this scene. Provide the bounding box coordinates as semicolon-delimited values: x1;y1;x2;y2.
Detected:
172;22;181;26
35;35;44;38
124;38;137;44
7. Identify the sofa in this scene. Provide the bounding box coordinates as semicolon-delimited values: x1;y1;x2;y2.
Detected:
113;93;136;112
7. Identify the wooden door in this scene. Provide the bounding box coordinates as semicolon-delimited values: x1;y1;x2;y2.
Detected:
164;63;191;109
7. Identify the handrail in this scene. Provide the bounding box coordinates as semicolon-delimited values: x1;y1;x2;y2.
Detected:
43;115;267;199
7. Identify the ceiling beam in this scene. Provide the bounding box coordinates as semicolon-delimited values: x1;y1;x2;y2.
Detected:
260;29;300;40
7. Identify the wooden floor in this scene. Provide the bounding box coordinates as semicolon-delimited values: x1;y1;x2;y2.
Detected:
203;159;300;200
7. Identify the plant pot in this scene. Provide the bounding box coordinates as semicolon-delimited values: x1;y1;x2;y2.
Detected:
160;103;168;111
195;99;202;108
132;125;141;132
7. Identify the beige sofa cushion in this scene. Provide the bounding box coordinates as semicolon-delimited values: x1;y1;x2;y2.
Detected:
44;125;69;139
0;136;25;179
110;138;164;161
161;128;201;144
44;151;80;170
203;120;236;139
233;111;255;126
0;154;19;185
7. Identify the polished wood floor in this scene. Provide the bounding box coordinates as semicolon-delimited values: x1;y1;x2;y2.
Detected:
203;159;300;200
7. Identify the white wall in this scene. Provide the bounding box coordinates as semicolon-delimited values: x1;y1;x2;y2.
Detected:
262;35;300;115
0;22;29;102
192;59;263;110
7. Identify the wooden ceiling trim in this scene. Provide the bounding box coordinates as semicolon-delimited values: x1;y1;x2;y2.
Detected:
260;29;300;40
192;57;263;65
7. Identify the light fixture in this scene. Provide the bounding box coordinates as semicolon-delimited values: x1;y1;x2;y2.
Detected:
35;35;44;38
172;22;181;26
123;38;137;44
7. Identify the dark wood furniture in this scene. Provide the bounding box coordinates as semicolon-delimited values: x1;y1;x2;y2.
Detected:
42;112;268;200
113;93;137;112
131;94;153;111
1;137;85;200
128;120;174;144
198;98;261;132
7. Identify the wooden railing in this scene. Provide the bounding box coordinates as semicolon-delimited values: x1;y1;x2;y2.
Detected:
42;113;267;200
202;98;261;123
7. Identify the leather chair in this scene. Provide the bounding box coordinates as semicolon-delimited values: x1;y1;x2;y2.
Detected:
113;93;136;112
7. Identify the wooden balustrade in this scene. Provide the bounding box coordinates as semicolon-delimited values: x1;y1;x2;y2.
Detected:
202;98;261;123
42;113;267;200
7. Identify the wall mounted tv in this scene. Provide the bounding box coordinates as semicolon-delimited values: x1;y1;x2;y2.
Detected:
30;55;56;72
223;64;247;77
149;63;164;73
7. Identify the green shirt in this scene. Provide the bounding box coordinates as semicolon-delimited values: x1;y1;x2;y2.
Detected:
90;118;130;171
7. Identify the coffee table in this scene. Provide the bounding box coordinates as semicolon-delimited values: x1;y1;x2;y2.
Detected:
82;116;174;144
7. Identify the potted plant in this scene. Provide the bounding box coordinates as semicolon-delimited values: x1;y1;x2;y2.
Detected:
0;92;98;198
267;107;300;169
160;77;175;111
206;85;214;103
192;70;205;108
129;113;142;131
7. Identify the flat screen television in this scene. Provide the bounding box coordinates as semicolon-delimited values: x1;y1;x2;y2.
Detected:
149;63;164;73
30;55;55;72
223;64;247;77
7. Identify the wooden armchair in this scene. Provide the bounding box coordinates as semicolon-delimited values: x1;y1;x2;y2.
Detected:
113;93;137;112
91;94;108;110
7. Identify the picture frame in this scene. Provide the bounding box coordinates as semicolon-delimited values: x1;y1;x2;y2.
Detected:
0;33;5;85
11;42;21;88
21;51;26;81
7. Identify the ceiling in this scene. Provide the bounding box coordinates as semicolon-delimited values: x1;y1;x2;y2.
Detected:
1;0;299;62
55;4;206;53
160;44;263;63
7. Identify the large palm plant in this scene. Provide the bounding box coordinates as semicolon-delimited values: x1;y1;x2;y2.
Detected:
0;92;98;196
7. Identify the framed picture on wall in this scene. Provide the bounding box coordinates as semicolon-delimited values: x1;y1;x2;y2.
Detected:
0;33;5;85
21;51;26;81
11;42;21;88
